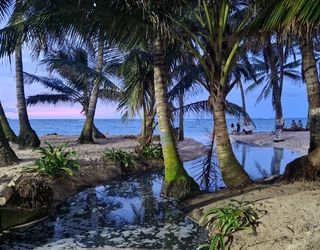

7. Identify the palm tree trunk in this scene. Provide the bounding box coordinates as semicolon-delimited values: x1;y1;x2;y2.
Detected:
0;123;19;167
178;84;184;141
0;101;17;143
15;46;40;149
212;93;252;188
279;25;320;182
78;38;104;143
153;36;199;200
299;26;320;153
92;123;106;138
266;38;284;142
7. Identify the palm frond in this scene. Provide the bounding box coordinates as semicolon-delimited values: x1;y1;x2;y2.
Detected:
26;94;73;106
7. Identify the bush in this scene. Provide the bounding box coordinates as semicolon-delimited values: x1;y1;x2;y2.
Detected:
197;196;259;250
139;144;163;160
102;148;137;170
33;141;80;179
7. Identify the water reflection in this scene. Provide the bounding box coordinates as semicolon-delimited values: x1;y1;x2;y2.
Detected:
0;171;207;250
184;142;300;192
1;142;300;249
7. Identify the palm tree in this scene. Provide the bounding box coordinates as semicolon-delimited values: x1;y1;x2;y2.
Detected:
115;47;157;149
0;101;17;142
78;37;105;143
14;46;40;149
0;0;23;164
1;1;42;149
25;45;118;138
153;35;200;199
169;0;255;188
247;33;301;141
247;0;320;182
0;121;19;167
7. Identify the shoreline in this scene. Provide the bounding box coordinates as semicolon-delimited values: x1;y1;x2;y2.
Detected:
229;130;309;156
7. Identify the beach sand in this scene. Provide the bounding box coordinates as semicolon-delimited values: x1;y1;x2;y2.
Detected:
1;131;320;249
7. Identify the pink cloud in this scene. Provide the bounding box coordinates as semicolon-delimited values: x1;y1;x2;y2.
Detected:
5;105;121;119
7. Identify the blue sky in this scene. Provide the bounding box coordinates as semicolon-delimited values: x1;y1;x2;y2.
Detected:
0;52;308;120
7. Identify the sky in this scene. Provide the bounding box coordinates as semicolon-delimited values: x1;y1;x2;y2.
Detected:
0;51;308;120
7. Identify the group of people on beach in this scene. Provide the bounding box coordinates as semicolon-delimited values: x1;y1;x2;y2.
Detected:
290;119;303;130
230;122;252;135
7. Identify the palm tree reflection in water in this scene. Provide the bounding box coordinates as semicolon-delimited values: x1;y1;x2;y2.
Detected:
187;142;297;191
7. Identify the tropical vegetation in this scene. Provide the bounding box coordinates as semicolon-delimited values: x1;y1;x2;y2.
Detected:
32;141;80;179
198;196;259;250
0;0;318;206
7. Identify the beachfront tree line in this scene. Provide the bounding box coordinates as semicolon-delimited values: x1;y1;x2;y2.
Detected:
0;0;319;199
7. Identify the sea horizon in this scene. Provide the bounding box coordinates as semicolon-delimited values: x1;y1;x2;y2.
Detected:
7;117;308;137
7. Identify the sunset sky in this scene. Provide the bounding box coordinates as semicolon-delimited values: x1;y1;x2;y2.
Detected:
0;52;308;120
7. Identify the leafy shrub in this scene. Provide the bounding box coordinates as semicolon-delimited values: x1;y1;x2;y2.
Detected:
197;196;259;250
139;144;163;160
102;148;137;170
33;141;80;179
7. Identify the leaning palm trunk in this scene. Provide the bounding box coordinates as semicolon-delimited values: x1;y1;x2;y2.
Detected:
0;101;17;143
154;36;199;200
178;85;185;141
15;46;40;149
211;94;253;188
299;27;320;153
279;25;320;182
92;123;105;139
78;39;104;144
138;84;157;148
0;123;19;167
138;111;157;148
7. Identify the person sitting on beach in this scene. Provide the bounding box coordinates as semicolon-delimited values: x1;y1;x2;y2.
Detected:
291;120;298;130
242;123;252;134
230;123;236;134
298;120;303;129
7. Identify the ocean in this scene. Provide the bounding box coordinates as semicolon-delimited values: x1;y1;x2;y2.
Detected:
7;117;308;137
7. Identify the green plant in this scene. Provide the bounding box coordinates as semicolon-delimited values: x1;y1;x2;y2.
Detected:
197;196;259;250
139;144;163;160
102;148;137;169
33;141;80;179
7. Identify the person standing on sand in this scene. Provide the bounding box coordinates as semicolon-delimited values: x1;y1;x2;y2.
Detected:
230;123;236;134
236;122;241;134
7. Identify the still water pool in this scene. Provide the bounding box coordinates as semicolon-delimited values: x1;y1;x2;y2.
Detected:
0;142;300;249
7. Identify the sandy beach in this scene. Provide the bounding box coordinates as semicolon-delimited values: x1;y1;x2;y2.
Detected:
1;131;320;249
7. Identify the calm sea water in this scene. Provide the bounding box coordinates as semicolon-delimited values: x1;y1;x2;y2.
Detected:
7;117;308;137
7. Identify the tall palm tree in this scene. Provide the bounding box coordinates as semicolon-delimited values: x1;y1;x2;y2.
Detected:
14;46;40;149
78;37;105;143
115;47;157;149
25;45;118;138
2;1;42;149
153;35;200;199
247;33;301;141
0;0;23;164
169;0;255;188
247;0;320;181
